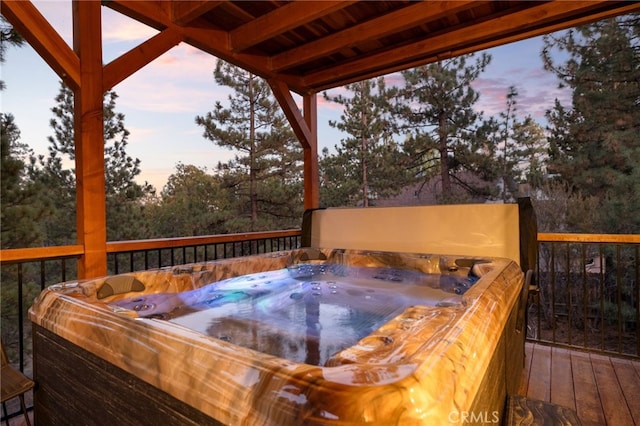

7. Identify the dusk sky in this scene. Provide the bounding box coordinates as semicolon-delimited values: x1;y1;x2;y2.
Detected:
2;1;572;191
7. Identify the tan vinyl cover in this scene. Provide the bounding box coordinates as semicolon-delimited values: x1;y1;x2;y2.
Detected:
309;204;521;264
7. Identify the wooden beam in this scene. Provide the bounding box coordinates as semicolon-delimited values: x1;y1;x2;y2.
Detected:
73;0;107;279
230;1;352;52
268;79;313;149
272;0;478;72
307;1;640;92
104;0;172;32
268;80;318;209
303;94;319;210
171;1;223;25
103;27;184;91
105;1;307;91
1;0;80;90
302;0;629;90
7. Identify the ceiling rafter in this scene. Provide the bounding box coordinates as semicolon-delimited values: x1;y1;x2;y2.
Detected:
181;21;306;90
171;1;224;26
301;0;632;91
104;1;304;90
105;0;172;32
230;1;354;52
271;0;481;73
89;0;640;95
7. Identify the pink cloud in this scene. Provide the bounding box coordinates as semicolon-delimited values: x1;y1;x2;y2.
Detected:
472;67;570;123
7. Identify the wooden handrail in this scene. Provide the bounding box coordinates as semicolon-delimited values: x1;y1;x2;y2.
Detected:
106;229;302;252
0;230;302;264
537;233;640;244
0;245;85;264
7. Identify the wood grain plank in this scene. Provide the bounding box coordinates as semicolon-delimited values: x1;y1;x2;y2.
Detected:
518;343;535;395
571;350;605;426
550;346;576;410
590;353;634;426
591;354;635;426
611;358;640;425
526;344;551;401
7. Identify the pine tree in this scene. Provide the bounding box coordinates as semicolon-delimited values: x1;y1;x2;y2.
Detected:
1;24;47;353
0;16;24;91
512;116;547;190
0;19;46;249
321;78;411;207
195;60;303;232
498;86;521;201
395;54;501;203
497;87;548;200
0;114;50;248
30;82;154;244
543;14;640;233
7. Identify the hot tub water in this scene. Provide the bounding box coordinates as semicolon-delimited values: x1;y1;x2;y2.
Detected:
111;264;475;365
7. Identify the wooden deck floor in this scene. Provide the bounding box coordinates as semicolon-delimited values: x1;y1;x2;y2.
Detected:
5;343;639;425
519;342;640;426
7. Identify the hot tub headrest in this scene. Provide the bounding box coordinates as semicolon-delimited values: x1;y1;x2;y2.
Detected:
97;275;145;299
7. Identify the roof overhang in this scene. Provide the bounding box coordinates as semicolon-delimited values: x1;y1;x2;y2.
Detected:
104;0;640;94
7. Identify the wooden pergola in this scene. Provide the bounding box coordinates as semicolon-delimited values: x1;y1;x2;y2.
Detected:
2;0;638;279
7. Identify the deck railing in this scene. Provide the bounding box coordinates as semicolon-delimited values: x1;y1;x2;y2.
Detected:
528;233;640;359
0;230;301;374
1;230;638;406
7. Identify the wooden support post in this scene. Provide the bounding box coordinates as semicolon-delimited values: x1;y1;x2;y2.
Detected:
303;94;319;210
73;0;107;278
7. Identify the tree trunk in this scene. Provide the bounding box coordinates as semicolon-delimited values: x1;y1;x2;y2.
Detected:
438;111;451;195
249;74;258;229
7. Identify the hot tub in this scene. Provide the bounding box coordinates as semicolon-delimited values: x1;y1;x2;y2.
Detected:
30;247;526;425
30;201;537;424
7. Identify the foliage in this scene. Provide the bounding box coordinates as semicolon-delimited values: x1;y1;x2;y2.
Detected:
195;60;303;231
530;181;602;233
394;53;502;204
1;113;50;248
0;16;24;90
511;116;548;189
321;78;412;207
543;14;640;233
495;87;548;201
28;82;155;243
145;164;231;237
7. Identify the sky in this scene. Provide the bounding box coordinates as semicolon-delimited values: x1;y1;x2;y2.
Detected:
1;1;572;192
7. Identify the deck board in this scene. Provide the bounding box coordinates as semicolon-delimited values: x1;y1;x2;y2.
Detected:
550;346;575;410
571;350;606;426
520;343;640;426
612;358;640;425
526;343;552;401
591;353;635;425
517;342;534;396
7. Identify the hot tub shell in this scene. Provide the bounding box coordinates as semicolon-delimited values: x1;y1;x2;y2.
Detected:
30;201;536;425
